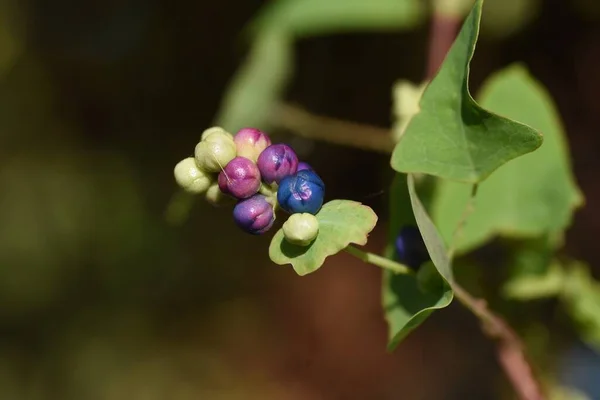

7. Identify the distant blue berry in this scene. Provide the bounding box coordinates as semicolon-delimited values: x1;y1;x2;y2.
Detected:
277;170;325;215
395;226;429;270
257;144;299;184
233;194;274;235
218;157;261;199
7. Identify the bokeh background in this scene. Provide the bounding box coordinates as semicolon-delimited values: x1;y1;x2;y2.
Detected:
1;0;600;399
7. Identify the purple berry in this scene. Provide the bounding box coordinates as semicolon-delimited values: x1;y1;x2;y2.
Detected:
257;144;299;184
233;194;275;235
218;157;261;199
297;162;312;171
234;128;272;162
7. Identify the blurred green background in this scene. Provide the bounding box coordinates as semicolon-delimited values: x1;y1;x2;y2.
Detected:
1;0;600;398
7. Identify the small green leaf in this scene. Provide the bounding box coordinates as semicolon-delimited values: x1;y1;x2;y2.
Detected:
214;29;294;133
269;200;377;276
391;0;542;183
248;0;425;39
503;261;564;301
382;175;453;350
432;65;583;253
561;262;600;352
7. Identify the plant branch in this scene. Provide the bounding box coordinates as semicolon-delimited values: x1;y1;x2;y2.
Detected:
345;246;413;275
272;102;394;154
451;282;546;400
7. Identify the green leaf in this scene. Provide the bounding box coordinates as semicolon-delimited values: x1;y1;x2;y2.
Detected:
382;175;453;350
502;261;564;300
390;0;542;183
561;262;600;351
269;200;377;276
248;0;425;39
432;65;583;253
214;29;294;133
408;175;454;283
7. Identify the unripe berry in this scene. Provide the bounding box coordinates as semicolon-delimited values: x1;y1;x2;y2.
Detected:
194;133;236;172
277;170;325;215
201;126;233;141
297;161;312;172
205;182;231;206
218;157;261;199
234;128;272;162
395;226;429;270
173;157;212;193
282;213;319;246
233;194;275;235
256;144;298;184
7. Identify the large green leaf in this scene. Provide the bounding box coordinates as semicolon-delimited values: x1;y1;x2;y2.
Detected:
390;0;542;183
269;200;377;276
432;65;583;253
248;0;425;39
214;29;294;133
383;175;453;350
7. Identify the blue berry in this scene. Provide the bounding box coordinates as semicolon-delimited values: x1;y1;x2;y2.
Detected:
395;226;429;270
277;170;325;215
233;194;275;235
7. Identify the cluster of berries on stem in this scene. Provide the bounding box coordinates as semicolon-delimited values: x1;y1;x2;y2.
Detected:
174;127;325;245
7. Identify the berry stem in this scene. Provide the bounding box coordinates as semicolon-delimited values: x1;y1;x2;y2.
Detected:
344;246;413;275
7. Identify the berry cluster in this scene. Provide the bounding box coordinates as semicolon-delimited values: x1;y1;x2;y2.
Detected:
174;127;325;244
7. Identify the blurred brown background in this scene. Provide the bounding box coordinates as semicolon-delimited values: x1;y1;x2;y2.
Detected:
1;0;600;399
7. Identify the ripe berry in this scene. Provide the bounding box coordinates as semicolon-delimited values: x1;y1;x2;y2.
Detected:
297;161;312;172
257;144;299;184
277;170;325;215
233;194;275;235
218;157;261;199
395;226;429;270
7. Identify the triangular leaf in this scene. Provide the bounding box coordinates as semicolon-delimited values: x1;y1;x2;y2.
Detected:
432;65;583;253
269;200;377;275
391;0;542;183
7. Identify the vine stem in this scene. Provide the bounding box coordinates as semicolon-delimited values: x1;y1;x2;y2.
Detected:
272;102;394;153
344;246;413;275
345;247;545;400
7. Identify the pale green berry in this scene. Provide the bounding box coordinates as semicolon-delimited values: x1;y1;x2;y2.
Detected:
282;213;319;246
201;126;233;141
174;157;212;193
194;134;236;172
205;182;231;206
